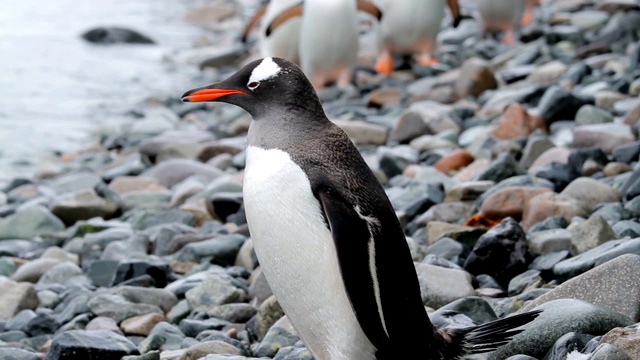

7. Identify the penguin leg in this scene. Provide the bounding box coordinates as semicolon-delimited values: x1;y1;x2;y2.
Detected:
337;67;353;88
416;53;439;67
521;8;534;26
310;71;327;90
502;30;515;45
375;50;395;75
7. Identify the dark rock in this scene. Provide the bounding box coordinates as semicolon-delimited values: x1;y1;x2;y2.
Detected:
612;141;640;164
568;147;609;175
387;183;444;219
508;270;543;296
44;329;140;359
621;167;640;200
111;260;173;287
207;192;243;222
464;218;530;286
178;318;230;338
536;86;587;126
434;296;498;325
175;234;246;265
23;310;59;336
534;162;579;191
473;153;526;183
81;27;154;44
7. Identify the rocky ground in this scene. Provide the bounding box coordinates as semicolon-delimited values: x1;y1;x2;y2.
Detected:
2;0;640;359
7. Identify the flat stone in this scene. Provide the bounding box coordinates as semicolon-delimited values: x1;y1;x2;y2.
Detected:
554;238;640;281
50;188;118;225
522;254;640;321
415;263;474;309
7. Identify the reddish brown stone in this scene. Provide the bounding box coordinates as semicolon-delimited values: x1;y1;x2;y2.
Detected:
480;187;553;221
464;213;500;229
434;149;475;174
490;103;546;140
366;87;401;108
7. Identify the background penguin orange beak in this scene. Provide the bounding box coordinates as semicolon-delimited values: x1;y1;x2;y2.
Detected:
181;87;247;102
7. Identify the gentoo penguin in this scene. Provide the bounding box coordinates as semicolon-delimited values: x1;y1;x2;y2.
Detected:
261;0;382;89
241;0;302;64
374;0;462;74
477;0;525;44
181;57;541;360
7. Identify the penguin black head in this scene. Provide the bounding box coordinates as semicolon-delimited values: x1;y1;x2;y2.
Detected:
181;57;322;118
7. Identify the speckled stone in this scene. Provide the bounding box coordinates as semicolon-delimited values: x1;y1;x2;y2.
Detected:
521;254;640;321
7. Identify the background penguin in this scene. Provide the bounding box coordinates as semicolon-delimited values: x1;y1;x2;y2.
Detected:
373;0;462;74
477;0;525;44
261;0;382;89
241;0;303;64
181;57;541;360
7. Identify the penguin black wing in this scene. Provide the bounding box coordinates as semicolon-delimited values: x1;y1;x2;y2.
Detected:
313;176;434;357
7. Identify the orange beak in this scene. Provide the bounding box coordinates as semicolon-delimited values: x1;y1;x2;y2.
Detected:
181;88;247;102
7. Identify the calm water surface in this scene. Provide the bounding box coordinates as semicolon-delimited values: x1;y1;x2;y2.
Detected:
0;0;207;182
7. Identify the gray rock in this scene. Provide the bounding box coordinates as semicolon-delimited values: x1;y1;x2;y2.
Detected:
87;294;163;323
141;159;223;188
508;270;543;296
554;238;640;280
590;343;632;360
186;275;246;312
415;263;474;309
435;296;498;325
0;205;64;240
575;105;614;125
569;215;618;255
125;208;195;230
254;316;299;358
520;135;555;170
389;112;431;143
473;153;526;183
592;203;625;224
37;262;82;285
561;177;621;212
11;258;62;283
147;322;185;351
332;120;388;145
175;234;246;265
377;145;419;178
50;188;118;225
98;152;149;181
116;286;178;313
0;348;43;360
46;171;104;194
523;254;640;321
254;295;285;339
542;332;595;360
528;229;573;256
122;351;160;360
488;299;634;359
178;317;230;337
425;238;465;261
273;347;313;360
612;220;640;238
573;123;635;154
203;303;257;323
415;202;475;226
386;183;444;218
529;250;570;273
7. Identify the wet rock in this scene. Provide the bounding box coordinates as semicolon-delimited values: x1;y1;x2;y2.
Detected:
569;215;618;255
527;61;569;85
0;205;64;240
455;58;498;97
488;299;634;359
463;218;529;286
45;329;140;359
81;27;154;44
415;263;474;309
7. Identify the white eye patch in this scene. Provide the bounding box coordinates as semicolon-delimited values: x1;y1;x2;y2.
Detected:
249;57;281;84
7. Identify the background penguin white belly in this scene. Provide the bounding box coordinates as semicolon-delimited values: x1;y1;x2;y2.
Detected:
477;0;524;44
243;145;377;360
260;0;302;64
299;0;360;88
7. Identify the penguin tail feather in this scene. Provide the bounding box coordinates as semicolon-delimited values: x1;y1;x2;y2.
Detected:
445;310;542;358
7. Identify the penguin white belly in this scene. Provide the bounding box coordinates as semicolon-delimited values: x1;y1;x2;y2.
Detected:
260;0;302;64
243;146;377;360
378;0;445;54
477;0;524;31
299;0;359;78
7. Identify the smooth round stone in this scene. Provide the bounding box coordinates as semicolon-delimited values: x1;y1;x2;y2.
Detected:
569;215;618;255
0;348;41;360
508;270;543;296
38;262;83;285
542;332;595;360
589;343;632;360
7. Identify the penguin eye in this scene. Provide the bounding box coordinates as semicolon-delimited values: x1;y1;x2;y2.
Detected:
247;81;260;91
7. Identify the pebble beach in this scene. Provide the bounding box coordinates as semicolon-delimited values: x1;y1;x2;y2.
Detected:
2;0;640;359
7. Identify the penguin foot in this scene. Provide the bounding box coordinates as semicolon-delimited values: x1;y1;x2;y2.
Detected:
375;50;395;75
416;54;439;67
521;10;533;26
337;68;353;88
502;31;515;45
